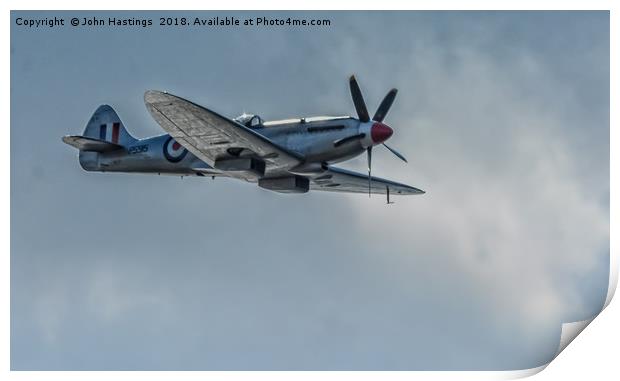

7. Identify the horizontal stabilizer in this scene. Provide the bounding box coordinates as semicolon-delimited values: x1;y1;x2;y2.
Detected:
62;135;124;153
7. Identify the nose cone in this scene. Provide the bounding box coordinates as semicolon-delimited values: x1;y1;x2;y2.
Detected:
371;122;393;144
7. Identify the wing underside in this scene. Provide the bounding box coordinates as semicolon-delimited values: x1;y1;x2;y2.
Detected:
310;166;424;195
144;90;301;181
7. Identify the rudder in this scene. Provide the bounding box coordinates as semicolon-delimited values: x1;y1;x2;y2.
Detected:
83;105;137;145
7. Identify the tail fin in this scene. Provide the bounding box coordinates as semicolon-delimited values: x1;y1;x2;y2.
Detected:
83;105;137;146
64;105;137;172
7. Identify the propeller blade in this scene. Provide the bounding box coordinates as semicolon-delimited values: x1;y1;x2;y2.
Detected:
382;143;408;163
373;88;398;122
367;147;372;197
349;75;370;123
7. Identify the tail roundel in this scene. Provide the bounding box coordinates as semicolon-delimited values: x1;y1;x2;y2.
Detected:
82;105;137;145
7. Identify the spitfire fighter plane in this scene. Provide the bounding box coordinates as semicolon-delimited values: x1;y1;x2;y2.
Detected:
63;76;425;202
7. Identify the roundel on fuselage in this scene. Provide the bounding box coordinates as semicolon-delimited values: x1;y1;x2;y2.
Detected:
163;136;188;163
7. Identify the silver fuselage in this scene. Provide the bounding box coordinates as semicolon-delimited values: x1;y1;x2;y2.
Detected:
80;116;372;179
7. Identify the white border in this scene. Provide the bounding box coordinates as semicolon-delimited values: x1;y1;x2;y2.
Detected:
4;1;617;379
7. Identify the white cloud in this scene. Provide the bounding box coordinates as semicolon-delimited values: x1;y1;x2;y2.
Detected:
348;37;609;343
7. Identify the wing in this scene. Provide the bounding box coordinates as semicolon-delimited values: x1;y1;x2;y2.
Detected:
310;166;425;195
144;90;302;180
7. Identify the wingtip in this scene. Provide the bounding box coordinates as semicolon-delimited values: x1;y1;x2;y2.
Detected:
144;90;170;104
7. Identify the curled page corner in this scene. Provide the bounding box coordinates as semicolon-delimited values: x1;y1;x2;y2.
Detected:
504;264;617;379
499;319;595;379
556;319;593;355
547;251;617;372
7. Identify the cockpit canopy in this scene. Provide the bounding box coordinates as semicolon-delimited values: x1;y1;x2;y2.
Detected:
234;113;263;129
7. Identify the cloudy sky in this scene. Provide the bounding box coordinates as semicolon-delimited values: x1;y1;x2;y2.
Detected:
11;11;609;370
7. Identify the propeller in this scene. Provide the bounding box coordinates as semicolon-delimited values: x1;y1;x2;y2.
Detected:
382;143;407;163
348;75;408;196
367;146;372;197
349;75;370;123
373;88;397;122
